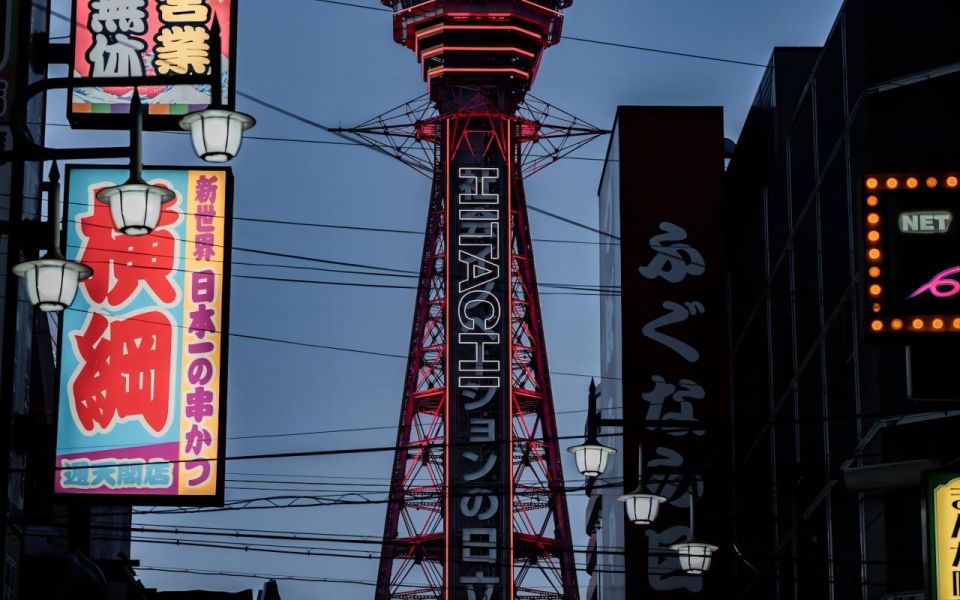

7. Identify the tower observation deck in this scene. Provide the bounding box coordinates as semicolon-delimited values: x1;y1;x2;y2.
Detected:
373;2;580;599
382;0;570;112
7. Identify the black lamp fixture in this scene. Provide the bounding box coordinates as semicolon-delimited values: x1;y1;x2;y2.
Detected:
94;92;177;235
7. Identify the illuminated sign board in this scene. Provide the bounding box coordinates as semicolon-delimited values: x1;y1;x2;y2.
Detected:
445;118;513;599
57;165;231;504
926;472;960;599
69;0;236;129
865;174;960;335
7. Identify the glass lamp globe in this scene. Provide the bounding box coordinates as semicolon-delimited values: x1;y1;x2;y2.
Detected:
180;109;256;162
96;181;176;236
618;488;666;525
567;438;616;478
670;542;719;574
12;257;92;312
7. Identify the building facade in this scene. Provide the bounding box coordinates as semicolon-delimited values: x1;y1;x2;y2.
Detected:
1;3;135;599
725;1;960;598
592;1;960;599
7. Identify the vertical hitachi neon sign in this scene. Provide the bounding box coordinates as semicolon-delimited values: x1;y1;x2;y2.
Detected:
447;121;512;599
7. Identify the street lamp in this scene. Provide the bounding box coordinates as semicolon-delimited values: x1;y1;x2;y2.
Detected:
567;436;616;478
12;163;92;311
669;490;718;574
618;448;666;525
671;542;719;575
567;380;616;477
181;108;255;163
95;93;176;235
179;18;256;163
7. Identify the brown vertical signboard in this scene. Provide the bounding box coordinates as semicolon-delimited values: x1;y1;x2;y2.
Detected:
614;107;733;597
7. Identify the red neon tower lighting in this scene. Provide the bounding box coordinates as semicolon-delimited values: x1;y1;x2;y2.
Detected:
375;1;579;598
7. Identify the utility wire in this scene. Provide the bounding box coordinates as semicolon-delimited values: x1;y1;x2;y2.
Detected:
51;192;614;245
303;0;769;68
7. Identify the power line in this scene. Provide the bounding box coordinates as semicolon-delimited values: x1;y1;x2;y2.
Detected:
561;35;769;68
301;0;769;68
52;191;613;245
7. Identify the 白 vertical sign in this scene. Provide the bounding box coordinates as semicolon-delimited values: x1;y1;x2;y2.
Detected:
927;472;960;599
57;165;231;504
445;117;513;599
69;0;236;129
614;107;733;597
863;174;960;335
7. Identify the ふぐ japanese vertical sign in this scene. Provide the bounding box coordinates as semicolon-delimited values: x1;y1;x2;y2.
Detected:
69;0;235;129
57;166;231;504
613;107;733;597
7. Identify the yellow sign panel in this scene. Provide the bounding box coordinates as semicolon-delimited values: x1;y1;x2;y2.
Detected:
932;475;960;599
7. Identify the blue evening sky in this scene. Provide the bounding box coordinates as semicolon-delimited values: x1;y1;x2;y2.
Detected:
45;0;844;597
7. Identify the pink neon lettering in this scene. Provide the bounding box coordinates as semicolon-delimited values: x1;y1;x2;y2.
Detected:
909;266;960;299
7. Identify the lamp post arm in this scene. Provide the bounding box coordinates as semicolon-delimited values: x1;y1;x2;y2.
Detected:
2;73;215;162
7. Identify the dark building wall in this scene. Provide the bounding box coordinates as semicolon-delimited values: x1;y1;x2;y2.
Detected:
1;4;133;600
725;1;960;599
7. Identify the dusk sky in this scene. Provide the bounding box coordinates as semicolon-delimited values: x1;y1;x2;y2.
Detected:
46;0;846;597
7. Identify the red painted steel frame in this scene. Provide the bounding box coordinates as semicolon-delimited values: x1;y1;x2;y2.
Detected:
375;112;578;599
376;2;577;598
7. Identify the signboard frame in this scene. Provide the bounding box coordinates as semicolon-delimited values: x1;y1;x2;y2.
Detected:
54;164;232;506
864;173;960;337
66;0;239;131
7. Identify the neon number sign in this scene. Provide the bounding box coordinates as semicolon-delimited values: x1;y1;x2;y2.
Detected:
909;266;960;299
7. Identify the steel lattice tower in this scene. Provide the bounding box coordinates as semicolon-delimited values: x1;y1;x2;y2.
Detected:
370;2;582;598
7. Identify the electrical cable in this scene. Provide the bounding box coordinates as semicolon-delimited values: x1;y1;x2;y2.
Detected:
302;0;770;68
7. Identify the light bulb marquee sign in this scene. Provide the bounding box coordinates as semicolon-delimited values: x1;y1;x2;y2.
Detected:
68;0;237;130
864;173;960;335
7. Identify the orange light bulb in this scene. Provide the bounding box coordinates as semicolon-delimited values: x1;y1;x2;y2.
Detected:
886;177;899;189
913;318;924;330
892;319;903;330
871;320;883;332
866;195;879;207
868;249;881;260
869;267;881;277
906;177;919;189
927;177;939;188
933;319;944;330
866;177;879;190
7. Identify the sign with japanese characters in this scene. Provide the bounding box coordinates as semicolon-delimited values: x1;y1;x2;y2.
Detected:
609;107;733;597
56;165;231;504
926;472;960;599
444;118;513;599
69;0;236;129
863;174;960;336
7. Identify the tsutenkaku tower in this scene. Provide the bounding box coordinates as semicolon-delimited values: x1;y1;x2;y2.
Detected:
374;1;579;599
